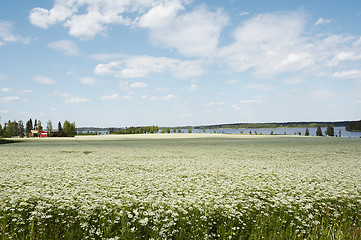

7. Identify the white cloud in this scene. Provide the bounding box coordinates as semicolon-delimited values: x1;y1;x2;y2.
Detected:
332;70;361;79
130;82;148;88
226;79;238;84
48;39;80;56
239;11;249;16
1;88;12;92
29;0;154;40
329;51;361;66
148;94;177;101
314;18;332;26
201;102;224;107
80;77;96;85
101;94;133;101
244;83;274;91
48;91;71;98
0;96;20;103
0;110;9;114
95;55;205;79
64;97;90;104
0;21;30;46
187;84;198;91
281;77;306;85
240;99;262;104
139;4;228;58
20;89;33;94
219;11;312;78
33;75;56;85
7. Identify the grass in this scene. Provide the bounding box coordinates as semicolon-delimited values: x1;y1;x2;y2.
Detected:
1;134;361;239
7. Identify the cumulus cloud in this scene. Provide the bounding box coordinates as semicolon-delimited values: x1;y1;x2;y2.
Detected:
101;94;133;101
0;96;20;103
33;75;56;85
48;39;80;56
201;102;224;107
226;79;238;84
332;70;361;79
64;97;90;104
1;88;12;92
143;94;177;101
187;84;198;91
130;82;148;88
244;83;274;91
80;77;96;85
139;4;228;58
94;55;205;79
48;91;71;97
29;0;154;40
0;21;30;46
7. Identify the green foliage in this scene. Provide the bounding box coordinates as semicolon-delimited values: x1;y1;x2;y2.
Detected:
346;120;361;132
63;120;76;137
165;127;170;134
316;126;323;136
25;119;33;137
178;128;182;133
58;121;63;137
3;121;19;137
305;128;310;136
111;125;159;135
47;120;53;137
325;125;335;136
188;127;192;133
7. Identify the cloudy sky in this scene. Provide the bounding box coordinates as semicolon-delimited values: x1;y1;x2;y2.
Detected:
1;0;361;127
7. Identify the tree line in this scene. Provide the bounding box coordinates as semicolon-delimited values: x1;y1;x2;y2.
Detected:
109;126;159;134
0;119;76;138
346;120;361;132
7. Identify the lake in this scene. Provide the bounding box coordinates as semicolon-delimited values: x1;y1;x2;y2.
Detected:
79;126;361;138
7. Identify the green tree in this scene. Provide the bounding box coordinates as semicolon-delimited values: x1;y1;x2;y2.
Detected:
37;120;42;136
270;130;273;135
325;125;334;136
58;121;63;137
63;120;71;137
188;127;192;133
63;120;76;137
47;120;53;137
305;128;310;136
18;120;24;138
173;128;176;133
203;127;206;133
178;128;181;133
316;126;323;136
0;124;3;137
165;127;170;134
25;118;33;137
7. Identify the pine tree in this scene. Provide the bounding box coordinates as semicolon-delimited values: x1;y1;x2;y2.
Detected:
18;120;24;138
25;119;33;137
305;128;310;136
58;121;63;137
325;125;334;136
47;120;53;137
316;126;323;136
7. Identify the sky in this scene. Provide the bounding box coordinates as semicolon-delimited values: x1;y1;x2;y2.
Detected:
0;0;361;128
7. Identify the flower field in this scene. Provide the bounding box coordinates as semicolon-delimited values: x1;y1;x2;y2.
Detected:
1;135;361;239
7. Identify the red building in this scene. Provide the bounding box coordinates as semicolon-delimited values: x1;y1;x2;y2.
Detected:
29;126;47;137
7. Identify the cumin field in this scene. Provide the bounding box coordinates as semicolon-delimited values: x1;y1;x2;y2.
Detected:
1;134;361;239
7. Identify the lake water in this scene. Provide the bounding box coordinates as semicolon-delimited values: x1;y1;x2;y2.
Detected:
79;126;361;138
178;126;361;138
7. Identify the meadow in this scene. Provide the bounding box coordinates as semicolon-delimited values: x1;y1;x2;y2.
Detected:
1;134;361;239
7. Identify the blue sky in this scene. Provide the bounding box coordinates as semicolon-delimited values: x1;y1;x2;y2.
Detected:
1;0;361;127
